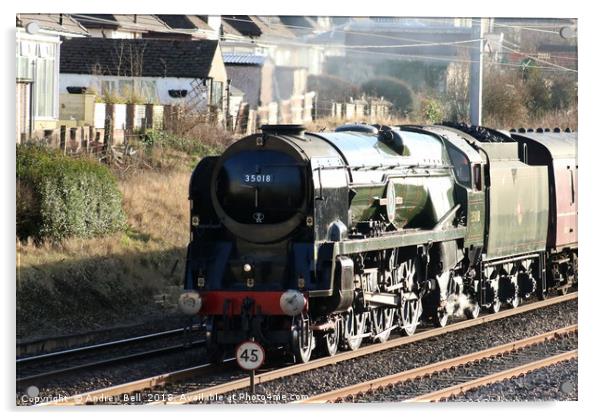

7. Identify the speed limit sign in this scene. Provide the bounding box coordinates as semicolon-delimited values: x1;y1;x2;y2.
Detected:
235;340;265;371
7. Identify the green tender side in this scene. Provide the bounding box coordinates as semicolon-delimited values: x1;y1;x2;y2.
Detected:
485;161;549;260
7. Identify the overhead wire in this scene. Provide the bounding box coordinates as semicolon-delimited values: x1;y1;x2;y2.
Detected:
68;14;577;73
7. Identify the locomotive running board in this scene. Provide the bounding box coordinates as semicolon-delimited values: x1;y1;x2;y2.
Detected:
337;226;466;255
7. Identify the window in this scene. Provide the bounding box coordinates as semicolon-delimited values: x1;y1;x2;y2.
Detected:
447;145;471;187
101;80;118;96
211;80;223;107
138;80;158;103
16;39;58;119
35;58;56;118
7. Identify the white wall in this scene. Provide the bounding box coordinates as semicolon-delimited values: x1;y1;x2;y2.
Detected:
59;74;208;108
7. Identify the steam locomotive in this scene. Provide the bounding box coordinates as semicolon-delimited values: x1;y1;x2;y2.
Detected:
179;123;577;363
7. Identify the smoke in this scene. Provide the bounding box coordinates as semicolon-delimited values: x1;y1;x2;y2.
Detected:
438;273;478;317
445;292;476;317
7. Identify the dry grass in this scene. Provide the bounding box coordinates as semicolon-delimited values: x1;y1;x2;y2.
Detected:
16;166;193;339
306;110;577;133
17;168;190;270
483;105;578;131
120;169;190;248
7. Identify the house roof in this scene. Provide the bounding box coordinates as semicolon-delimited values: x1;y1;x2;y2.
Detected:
221;19;243;38
221;16;297;41
221;15;262;38
223;53;267;66
16;14;89;36
249;16;296;39
156;15;212;32
278;16;319;34
60;38;220;79
73;14;171;33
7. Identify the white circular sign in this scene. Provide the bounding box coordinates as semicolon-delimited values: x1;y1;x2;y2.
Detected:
235;340;265;370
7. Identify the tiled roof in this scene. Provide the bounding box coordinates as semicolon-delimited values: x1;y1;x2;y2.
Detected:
249;16;296;39
16;14;89;36
60;38;219;78
223;53;266;65
73;14;171;33
221;16;297;41
156;15;212;31
221;15;262;38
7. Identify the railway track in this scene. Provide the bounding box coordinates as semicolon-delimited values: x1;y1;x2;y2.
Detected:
42;292;576;406
297;325;577;403
406;350;577;402
17;325;203;385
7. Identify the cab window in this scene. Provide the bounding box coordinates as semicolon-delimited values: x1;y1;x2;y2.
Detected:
447;146;471;187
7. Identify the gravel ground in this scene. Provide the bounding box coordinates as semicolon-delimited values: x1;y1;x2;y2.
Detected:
17;298;577;406
17;312;195;358
204;298;577;404
446;358;578;402
353;332;577;402
16;330;211;406
17;327;204;381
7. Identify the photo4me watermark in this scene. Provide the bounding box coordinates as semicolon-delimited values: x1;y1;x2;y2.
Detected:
19;386;309;405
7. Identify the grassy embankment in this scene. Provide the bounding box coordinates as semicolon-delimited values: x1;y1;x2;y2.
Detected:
16;132;229;340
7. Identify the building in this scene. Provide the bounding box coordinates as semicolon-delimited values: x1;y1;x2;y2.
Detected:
223;53;274;110
154;15;220;40
221;15;327;75
16;14;89;142
223;52;314;125
71;14;171;39
59;38;228;114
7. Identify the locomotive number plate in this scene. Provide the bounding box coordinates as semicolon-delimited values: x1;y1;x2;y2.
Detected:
243;174;273;183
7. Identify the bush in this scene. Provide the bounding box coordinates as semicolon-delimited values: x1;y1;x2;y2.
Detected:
482;67;528;127
307;74;361;103
419;97;444;124
550;75;577;111
142;130;222;158
17;145;126;241
360;77;415;114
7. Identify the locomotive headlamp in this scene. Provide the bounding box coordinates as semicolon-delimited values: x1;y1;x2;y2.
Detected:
178;291;202;315
243;263;252;273
280;290;306;316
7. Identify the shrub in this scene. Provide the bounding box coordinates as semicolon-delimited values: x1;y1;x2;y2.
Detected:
482;67;528;127
17;145;126;241
142;129;222;158
361;77;415;115
419;97;444;124
307;74;361;103
550;75;577;111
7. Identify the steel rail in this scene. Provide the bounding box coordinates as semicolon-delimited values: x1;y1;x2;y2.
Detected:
17;340;206;385
296;324;577;403
406;350;578;402
149;293;576;406
17;325;202;364
39;358;237;406
43;292;575;406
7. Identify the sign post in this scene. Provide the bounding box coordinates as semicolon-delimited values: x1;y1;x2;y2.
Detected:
235;339;265;394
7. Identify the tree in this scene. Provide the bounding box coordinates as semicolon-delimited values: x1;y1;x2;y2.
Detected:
361;77;415;115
